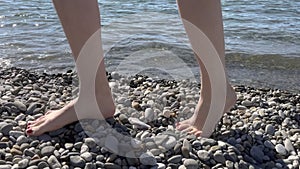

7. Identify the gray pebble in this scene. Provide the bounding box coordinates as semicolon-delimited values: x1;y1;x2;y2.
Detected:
265;124;275;135
275;144;287;156
250;146;264;163
197;150;210;161
183;159;198;169
9;131;23;138
0;122;13;135
81;152;93;162
70;156;85;168
161;136;177;149
104;163;121;169
145;108;154;122
167;155;182;163
41;146;55;157
16;135;28;145
18;159;29;169
47;155;61;169
181;139;191;158
213;150;226;164
84;138;96;149
284;139;295;153
139;152;157;166
0;165;12;169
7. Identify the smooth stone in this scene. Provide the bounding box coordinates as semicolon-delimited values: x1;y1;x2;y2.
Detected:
13;101;27;112
250;146;264;163
128;117;150;129
0;122;13;135
167;155;183;163
84;138;96;149
200;138;217;146
284;139;295;153
70;156;85;168
275;144;287;156
10;148;22;155
118;114;129;124
183;159;198;169
154;135;168;145
64;143;73;150
213;150;226;164
85;163;97;169
0;165;12;169
181;139;191;158
81;152;93;162
265;124;275;135
16;135;28;145
139;152;157;166
157;163;166;169
105;135;119;154
14;114;26;122
9;131;23;138
104;163;121;169
0;142;8;149
24;149;35;157
161;136;177;149
47;155;61;169
264;140;275;149
145;108;155;122
197;150;210;161
18;159;29;168
41;146;55;157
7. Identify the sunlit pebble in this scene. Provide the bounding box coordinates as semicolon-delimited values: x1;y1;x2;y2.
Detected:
12;24;17;27
0;24;4;28
0;15;4;19
35;23;39;27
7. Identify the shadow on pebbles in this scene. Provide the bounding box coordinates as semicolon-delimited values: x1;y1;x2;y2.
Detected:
0;67;299;169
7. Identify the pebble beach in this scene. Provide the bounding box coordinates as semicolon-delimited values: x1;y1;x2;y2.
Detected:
0;67;299;169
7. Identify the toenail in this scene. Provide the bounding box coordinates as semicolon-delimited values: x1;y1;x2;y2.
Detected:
26;129;33;134
27;125;31;129
27;122;31;125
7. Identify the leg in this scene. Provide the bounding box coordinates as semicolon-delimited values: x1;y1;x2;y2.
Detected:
26;0;115;136
176;0;236;137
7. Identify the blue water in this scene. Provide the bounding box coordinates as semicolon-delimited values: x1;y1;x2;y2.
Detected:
0;0;299;91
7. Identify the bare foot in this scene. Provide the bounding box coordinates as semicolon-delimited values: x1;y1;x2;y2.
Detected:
26;98;115;136
176;85;237;137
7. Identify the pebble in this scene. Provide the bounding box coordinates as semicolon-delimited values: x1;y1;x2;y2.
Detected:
275;144;287;156
167;155;183;163
161;136;177;149
18;159;29;169
265;124;275;135
128;117;151;129
0;122;13;135
47;155;61;169
41;146;55;157
183;159;198;169
84;138;96;149
139;152;157;166
181;139;191;158
70;156;85;168
250;146;264;163
81;152;93;162
284;139;295;153
145;108;155;122
197;150;210;161
213;150;226;164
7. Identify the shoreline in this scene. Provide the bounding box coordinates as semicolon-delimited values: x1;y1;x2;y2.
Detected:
0;67;299;169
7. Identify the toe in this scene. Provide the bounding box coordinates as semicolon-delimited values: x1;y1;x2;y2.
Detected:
30;117;46;127
195;131;202;137
176;123;191;131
